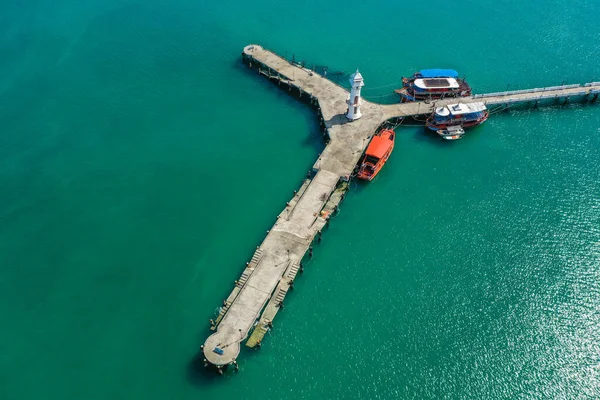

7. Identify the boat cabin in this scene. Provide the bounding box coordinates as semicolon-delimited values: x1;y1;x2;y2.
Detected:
364;136;391;164
427;102;489;131
357;130;395;181
414;78;460;91
397;68;471;102
434;102;487;119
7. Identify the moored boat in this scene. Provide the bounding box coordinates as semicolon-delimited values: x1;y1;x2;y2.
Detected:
426;102;489;132
395;69;471;102
436;125;465;140
357;129;395;181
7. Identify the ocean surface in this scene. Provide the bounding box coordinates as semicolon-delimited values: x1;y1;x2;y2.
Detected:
1;0;599;398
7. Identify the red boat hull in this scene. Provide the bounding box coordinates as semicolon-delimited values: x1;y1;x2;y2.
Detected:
357;129;395;181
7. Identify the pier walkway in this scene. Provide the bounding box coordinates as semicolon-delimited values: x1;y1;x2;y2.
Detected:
381;84;600;120
201;44;599;370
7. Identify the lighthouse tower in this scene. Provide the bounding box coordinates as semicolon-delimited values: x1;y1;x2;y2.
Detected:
346;69;365;121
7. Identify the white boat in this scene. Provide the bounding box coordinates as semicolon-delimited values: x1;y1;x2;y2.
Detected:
437;125;465;140
427;102;489;132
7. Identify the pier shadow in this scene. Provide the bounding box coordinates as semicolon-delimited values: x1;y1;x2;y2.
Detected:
186;349;227;386
235;57;328;155
408;126;458;148
186;340;265;385
299;112;328;154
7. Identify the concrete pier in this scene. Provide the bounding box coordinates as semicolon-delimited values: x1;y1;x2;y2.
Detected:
202;44;600;369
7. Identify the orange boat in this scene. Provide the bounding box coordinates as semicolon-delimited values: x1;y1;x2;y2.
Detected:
356;129;395;181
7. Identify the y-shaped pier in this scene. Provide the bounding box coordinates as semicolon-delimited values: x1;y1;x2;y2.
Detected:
201;44;600;371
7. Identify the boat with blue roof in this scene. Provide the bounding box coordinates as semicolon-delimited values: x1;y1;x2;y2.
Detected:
395;69;471;102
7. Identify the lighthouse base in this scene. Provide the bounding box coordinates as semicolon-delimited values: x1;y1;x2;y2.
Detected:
346;111;362;121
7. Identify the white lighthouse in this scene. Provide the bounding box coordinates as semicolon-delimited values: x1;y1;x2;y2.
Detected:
346;69;364;121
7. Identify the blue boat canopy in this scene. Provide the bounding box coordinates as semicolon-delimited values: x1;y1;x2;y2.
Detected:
419;69;459;78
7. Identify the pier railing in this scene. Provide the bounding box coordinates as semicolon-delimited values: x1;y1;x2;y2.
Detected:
473;83;596;99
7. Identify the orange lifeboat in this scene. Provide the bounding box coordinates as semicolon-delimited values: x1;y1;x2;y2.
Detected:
356;129;395;181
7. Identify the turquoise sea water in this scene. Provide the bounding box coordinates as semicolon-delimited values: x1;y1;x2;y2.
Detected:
1;0;599;398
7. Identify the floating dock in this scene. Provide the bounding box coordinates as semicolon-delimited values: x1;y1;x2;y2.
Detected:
201;44;600;371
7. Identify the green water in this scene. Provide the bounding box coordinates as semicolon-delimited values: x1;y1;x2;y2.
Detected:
1;0;599;398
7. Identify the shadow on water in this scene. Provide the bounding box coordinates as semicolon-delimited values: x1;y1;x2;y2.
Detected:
185;60;333;388
186;348;234;386
299;112;327;154
410;126;459;148
233;57;326;155
187;337;267;385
